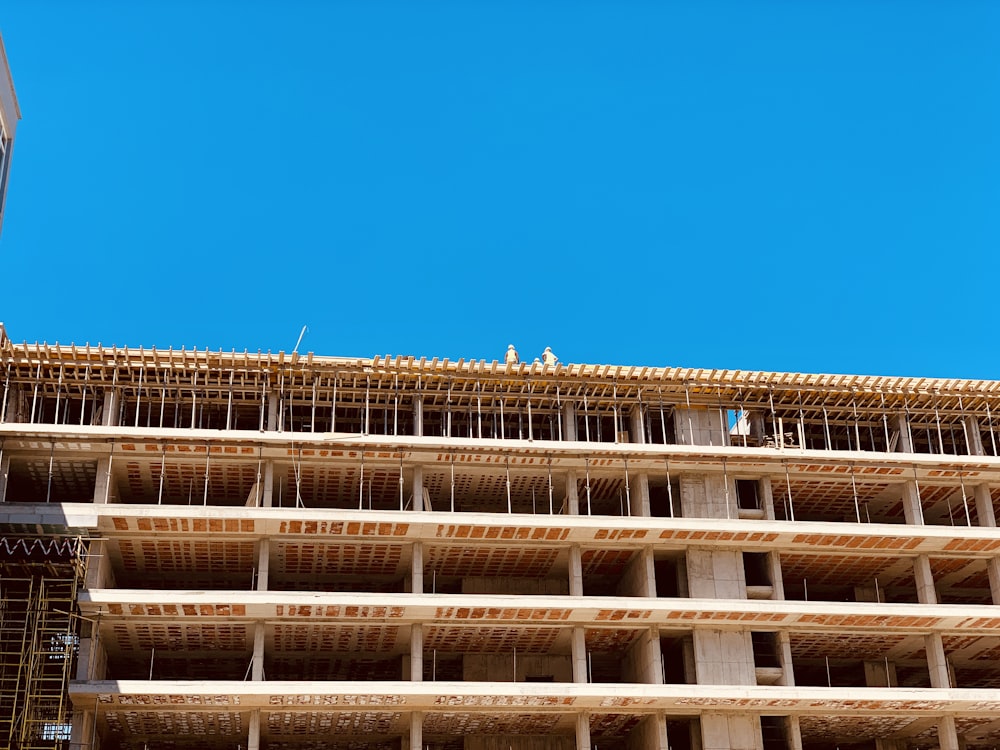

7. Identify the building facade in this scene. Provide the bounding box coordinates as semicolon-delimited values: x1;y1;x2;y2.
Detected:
0;32;20;235
2;333;1000;749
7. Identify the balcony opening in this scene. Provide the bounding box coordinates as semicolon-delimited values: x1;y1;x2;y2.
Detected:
423;625;571;683
423;544;568;597
779;553;918;604
659;632;694;684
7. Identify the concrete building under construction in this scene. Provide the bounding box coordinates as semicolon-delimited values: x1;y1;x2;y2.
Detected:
3;329;1000;750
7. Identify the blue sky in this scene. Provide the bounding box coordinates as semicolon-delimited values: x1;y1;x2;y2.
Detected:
1;2;998;378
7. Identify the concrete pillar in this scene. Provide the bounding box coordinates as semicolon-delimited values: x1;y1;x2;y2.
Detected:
926;632;951;688
576;713;592;750
652;713;670;750
93;456;114;504
776;630;795;686
901;481;924;525
563;402;578;442
987;557;1000;606
256;538;270;591
414;395;424;437
410;624;423;682
569;545;583;597
102;388;120;426
566;470;579;515
786;716;803;750
411;542;423;594
693;630;756;685
938;716;960;750
410;712;423;750
69;710;97;750
85;539;115;590
974;484;996;527
701;714;760;750
262;460;274;508
965;416;985;456
914;555;937;604
680;474;734;520
759;476;775;520
248;710;261;750
621;547;655;598
768;552;785;600
571;627;587;683
0;452;9;502
675;408;729;447
631;404;645;444
412;465;424;512
251;622;265;681
631;472;651;517
895;413;913;452
267;392;279;431
687;549;746;599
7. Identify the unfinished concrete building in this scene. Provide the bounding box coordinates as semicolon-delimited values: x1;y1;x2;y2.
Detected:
3;327;1000;750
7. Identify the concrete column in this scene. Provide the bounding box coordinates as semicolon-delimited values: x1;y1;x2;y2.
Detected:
267;392;279;431
895;413;913;452
102;388;120;426
262;460;274;508
901;481;924;525
975;484;996;527
914;555;937;604
965;416;985;456
776;630;795;686
987;558;1000;606
256;538;270;591
251;621;265;681
576;713;592;750
620;547;655;598
768;552;785;600
566;470;579;515
786;716;803;750
69;710;97;750
411;541;423;594
631;472;651;517
412;465;424;511
687;549;746;599
569;545;583;597
571;627;587;683
680;474;734;519
414;395;424;437
937;716;960;750
248;710;261;750
652;713;670;750
0;452;9;502
410;624;423;682
630;404;645;444
93;456;114;504
759;476;775;520
701;714;759;750
693;630;756;685
563;402;578;442
926;632;951;688
410;712;423;750
85;539;115;589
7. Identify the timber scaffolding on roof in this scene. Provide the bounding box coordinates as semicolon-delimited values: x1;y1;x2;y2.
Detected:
0;535;86;750
1;342;1000;455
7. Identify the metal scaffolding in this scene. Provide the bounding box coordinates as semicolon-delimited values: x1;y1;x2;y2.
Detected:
0;536;85;750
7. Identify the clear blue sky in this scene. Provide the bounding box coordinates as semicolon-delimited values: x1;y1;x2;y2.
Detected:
1;2;998;378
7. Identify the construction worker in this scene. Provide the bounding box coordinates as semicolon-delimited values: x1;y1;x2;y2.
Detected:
542;346;558;366
505;344;519;365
